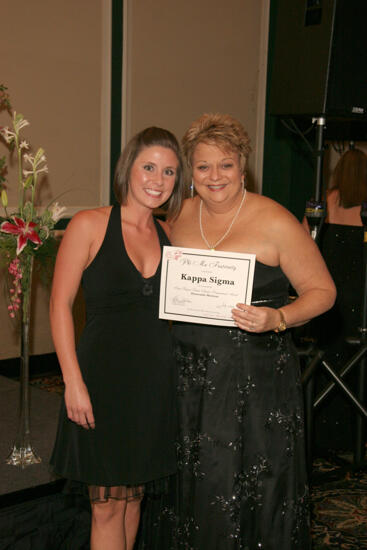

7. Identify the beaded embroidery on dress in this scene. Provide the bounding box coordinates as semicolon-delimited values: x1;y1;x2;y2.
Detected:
168;261;311;550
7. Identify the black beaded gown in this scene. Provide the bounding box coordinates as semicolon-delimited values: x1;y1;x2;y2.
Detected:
171;261;310;550
50;204;177;494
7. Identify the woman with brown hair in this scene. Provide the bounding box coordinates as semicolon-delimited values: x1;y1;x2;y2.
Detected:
327;147;367;225
169;113;336;549
50;127;184;550
310;147;367;453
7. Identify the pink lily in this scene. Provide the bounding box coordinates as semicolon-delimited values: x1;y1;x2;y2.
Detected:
0;216;42;255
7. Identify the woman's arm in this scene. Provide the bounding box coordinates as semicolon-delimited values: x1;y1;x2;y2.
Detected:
50;210;97;429
232;206;336;333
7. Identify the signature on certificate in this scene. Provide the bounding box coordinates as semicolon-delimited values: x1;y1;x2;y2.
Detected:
172;295;192;306
216;302;232;310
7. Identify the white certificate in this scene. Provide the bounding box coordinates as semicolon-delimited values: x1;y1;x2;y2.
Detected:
159;246;256;327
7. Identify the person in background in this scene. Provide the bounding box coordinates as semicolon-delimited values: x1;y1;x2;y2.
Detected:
326;147;367;225
308;147;367;454
50;127;184;550
169;113;336;549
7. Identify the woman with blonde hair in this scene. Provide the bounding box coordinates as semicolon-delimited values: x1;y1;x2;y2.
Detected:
169;113;336;549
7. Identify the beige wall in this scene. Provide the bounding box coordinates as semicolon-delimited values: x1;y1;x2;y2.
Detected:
0;1;110;214
123;0;270;190
0;0;270;359
0;1;110;359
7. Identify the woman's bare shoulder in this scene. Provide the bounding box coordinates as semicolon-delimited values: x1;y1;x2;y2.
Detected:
69;206;112;227
63;207;113;244
246;193;311;252
73;205;111;220
247;192;296;222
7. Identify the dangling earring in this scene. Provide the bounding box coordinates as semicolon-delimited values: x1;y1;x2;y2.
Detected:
190;179;195;198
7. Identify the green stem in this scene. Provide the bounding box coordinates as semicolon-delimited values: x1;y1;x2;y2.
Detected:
15;136;23;216
21;255;33;323
30;173;37;220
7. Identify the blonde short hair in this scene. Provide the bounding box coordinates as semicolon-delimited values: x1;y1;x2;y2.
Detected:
182;113;251;174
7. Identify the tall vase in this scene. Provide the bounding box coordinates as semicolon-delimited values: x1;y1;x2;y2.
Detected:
6;255;41;467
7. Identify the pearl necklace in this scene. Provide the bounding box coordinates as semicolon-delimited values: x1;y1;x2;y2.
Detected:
199;188;247;250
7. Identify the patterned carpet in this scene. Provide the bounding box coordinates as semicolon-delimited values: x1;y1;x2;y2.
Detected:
30;374;65;395
30;375;366;549
311;456;367;549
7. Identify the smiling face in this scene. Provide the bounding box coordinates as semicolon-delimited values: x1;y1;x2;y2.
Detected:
127;145;179;210
192;142;244;207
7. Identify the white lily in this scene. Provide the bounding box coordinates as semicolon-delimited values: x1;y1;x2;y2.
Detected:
23;150;48;176
49;202;67;222
0;126;16;144
20;140;29;150
13;112;30;134
23;165;48;177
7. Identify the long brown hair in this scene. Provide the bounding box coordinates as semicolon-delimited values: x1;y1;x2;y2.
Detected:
114;127;185;219
331;148;367;208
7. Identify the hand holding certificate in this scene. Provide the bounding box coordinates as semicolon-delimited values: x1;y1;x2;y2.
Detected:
159;246;256;327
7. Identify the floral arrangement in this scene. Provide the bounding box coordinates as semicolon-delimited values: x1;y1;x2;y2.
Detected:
0;84;65;321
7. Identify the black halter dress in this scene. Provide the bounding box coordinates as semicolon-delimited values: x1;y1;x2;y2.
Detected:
51;204;177;498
